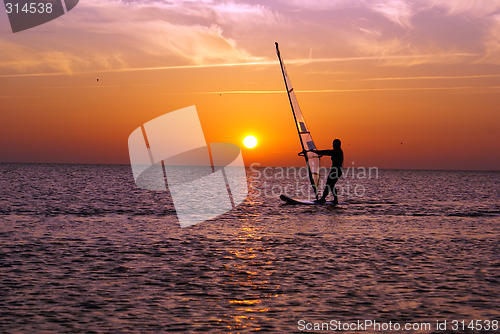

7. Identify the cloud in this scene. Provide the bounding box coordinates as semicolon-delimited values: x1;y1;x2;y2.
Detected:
482;15;500;63
1;0;498;76
357;74;500;81
371;0;414;28
208;2;286;28
346;27;480;66
0;49;483;79
352;35;408;57
276;0;364;11
83;0;284;29
89;20;260;64
75;0;278;62
370;1;500;64
185;86;500;95
0;39;100;75
276;0;415;28
327;0;500;65
421;0;500;18
0;0;275;75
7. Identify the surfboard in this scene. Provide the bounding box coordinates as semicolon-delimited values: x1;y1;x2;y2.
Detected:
280;195;338;206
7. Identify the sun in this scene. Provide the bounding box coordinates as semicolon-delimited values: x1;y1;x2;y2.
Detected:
243;135;258;148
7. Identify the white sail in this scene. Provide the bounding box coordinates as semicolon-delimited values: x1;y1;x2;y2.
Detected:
275;42;321;199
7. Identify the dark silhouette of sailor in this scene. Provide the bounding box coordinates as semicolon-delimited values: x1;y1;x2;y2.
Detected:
312;139;343;204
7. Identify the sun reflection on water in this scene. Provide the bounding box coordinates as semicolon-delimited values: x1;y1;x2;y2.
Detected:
216;223;286;332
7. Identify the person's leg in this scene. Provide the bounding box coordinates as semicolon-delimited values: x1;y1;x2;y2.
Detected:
320;182;330;201
330;177;339;204
319;174;335;201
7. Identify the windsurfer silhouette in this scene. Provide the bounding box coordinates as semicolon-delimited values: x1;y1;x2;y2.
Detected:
312;139;343;204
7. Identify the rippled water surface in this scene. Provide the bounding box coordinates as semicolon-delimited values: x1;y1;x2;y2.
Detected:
0;164;499;333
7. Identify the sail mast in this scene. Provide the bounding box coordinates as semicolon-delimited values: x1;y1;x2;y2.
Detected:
275;43;306;152
275;42;321;199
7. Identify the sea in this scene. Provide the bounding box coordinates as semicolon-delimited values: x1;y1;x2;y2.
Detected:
0;163;498;333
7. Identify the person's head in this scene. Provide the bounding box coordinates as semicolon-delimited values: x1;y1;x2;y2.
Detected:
332;139;341;149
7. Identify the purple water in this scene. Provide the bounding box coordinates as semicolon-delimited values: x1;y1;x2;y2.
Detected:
0;164;498;332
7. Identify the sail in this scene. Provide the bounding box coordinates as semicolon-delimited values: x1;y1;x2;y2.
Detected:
275;42;321;199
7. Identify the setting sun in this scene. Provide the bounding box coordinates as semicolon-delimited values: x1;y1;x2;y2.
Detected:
243;135;258;149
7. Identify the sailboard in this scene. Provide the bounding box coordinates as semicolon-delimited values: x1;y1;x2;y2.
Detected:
280;194;338;206
275;42;325;204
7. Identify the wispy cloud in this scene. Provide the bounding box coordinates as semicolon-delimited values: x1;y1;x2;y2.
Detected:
282;0;500;18
277;0;416;28
356;74;500;81
74;0;275;64
276;0;364;11
0;0;279;75
371;0;414;28
91;20;260;64
0;60;277;78
180;86;500;95
0;52;482;78
81;0;285;30
0;37;122;75
1;0;498;76
278;0;500;65
421;0;500;18
348;30;480;66
482;15;500;63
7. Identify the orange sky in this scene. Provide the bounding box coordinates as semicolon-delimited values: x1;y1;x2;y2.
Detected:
1;0;499;170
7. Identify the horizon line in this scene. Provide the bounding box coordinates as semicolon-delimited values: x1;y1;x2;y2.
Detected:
0;161;498;172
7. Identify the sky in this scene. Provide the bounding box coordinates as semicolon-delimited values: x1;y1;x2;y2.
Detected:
0;0;499;170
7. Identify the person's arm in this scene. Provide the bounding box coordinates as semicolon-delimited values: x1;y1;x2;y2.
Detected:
311;149;333;156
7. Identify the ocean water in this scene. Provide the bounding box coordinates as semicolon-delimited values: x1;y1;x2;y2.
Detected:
0;164;498;333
